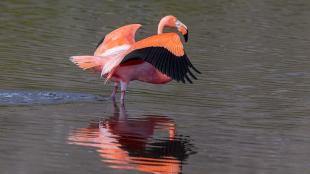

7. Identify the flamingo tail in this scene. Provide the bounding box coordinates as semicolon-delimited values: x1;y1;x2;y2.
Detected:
70;55;124;83
70;56;105;70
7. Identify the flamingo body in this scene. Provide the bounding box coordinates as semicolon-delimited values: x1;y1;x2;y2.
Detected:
70;16;200;103
113;62;172;84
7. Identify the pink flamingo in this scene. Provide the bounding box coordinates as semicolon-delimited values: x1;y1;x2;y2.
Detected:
70;15;200;104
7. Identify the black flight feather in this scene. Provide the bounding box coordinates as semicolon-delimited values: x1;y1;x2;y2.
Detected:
121;47;200;83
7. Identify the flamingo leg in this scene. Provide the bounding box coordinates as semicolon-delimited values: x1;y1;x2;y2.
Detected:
111;82;119;99
120;81;128;105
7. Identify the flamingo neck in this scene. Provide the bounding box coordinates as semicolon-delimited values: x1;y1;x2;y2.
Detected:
157;20;166;34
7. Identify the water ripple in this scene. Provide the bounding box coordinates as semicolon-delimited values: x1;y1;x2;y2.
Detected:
0;90;106;106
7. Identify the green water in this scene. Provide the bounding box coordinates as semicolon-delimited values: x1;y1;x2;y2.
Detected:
1;0;310;174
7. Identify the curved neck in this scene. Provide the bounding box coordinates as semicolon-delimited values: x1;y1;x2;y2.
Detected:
157;20;165;34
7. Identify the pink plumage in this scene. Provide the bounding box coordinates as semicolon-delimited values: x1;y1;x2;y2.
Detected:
70;15;200;104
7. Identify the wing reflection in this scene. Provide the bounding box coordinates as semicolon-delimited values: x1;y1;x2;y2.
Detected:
68;102;195;174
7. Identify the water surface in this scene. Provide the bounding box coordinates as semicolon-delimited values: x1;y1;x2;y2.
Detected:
1;0;310;174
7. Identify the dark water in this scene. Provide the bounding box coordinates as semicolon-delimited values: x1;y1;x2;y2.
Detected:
1;0;310;174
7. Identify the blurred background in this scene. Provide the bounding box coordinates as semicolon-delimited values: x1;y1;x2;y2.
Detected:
1;0;310;174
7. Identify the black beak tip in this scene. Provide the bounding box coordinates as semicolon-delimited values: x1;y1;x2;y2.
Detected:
184;30;188;42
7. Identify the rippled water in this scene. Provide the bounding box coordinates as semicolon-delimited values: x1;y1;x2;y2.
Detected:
1;0;310;174
68;103;195;174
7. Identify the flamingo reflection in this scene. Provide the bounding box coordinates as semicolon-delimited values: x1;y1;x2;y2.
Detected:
68;102;195;174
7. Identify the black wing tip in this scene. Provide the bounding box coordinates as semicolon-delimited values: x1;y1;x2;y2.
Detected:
173;57;200;84
185;74;193;84
192;66;201;74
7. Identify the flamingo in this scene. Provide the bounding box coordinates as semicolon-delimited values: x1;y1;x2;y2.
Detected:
70;15;200;103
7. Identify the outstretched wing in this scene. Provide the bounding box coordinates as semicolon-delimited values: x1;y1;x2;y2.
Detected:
94;24;141;56
121;33;200;83
70;24;141;75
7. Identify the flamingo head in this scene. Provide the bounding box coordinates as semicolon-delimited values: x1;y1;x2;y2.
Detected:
159;15;189;42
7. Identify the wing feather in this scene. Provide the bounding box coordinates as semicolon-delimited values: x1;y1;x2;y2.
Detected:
121;33;200;83
95;24;141;56
128;33;185;56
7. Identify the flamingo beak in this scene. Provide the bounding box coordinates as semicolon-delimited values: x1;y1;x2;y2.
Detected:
184;30;188;42
176;20;188;42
